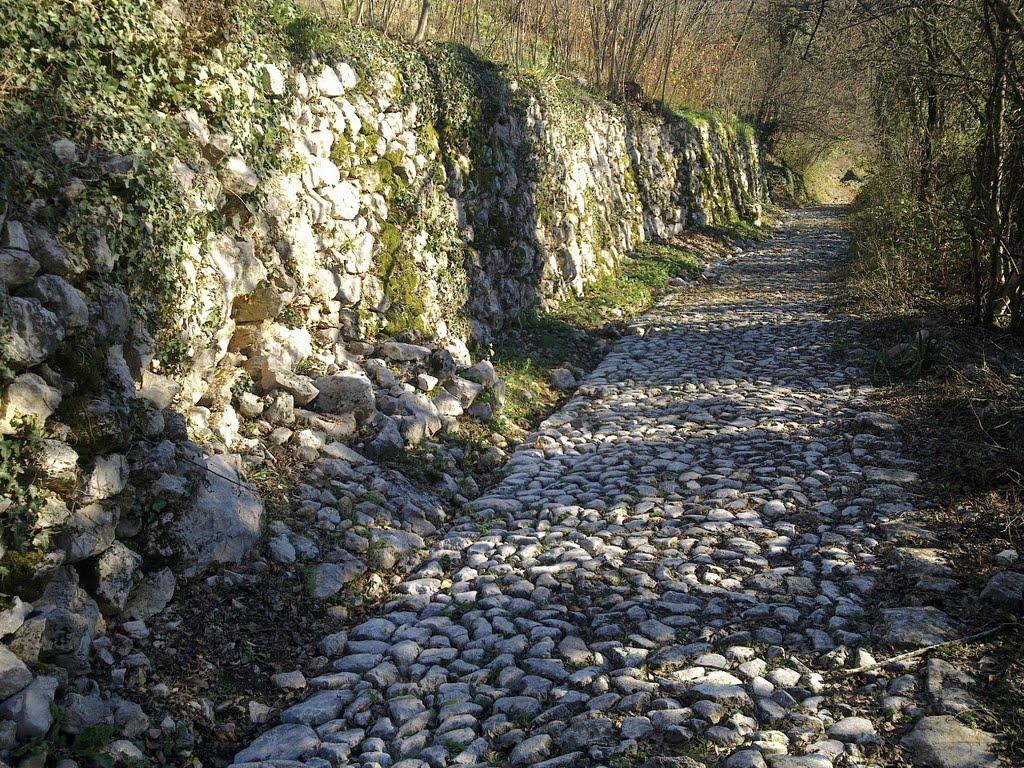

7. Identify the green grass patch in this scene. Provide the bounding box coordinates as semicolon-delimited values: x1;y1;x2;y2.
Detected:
666;104;756;140
560;242;701;320
714;218;772;242
490;242;700;438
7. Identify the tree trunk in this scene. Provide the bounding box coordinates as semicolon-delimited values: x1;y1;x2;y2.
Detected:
412;0;431;44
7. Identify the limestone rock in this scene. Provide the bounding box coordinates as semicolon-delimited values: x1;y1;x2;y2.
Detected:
124;569;176;621
0;373;62;434
853;411;899;433
317;65;351;97
35;439;80;491
138;370;180;409
79;454;129;503
901;716;999;768
444;376;483;408
170;453;264;573
3;296;65;368
86;283;132;346
312;559;367;599
511;734;552;765
827;717;879;748
0;644;32;700
87;229;117;273
233;282;286;323
62;397;132;456
980;571;1024;611
233;723;320;763
25;274;89;330
0;598;32;639
61;502;118;562
314;372;376;422
219;155;260;195
381;341;431;362
61;692;115;734
260;63;286;96
82;541;143;615
550;367;577;391
26;225;86;276
462;360;499;387
51;138;77;162
28;567;102;662
2;221;30;251
0;675;58;739
873;607;957;649
0;248;40;287
208;235;267;307
259;366;320;407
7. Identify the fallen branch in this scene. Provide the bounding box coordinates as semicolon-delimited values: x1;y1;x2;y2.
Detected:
841;623;1024;677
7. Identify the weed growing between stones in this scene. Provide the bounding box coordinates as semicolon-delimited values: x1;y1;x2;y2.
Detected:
0;420;47;563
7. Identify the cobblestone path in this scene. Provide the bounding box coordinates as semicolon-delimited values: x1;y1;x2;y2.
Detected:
231;209;1000;768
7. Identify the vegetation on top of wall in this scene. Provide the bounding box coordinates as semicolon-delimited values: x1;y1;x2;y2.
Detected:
667;105;756;142
0;0;307;368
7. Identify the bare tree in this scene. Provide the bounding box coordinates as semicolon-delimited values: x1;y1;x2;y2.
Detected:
412;0;431;43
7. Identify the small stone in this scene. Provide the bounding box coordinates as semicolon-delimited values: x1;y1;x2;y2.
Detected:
874;607;957;649
106;739;145;762
0;675;58;739
233;723;320;763
511;734;552;765
827;717;879;747
269;534;296;564
62;693;114;734
767;757;833;768
550;367;576;391
271;670;307;690
726;750;768;768
280;690;349;726
980;571;1024;611
312;560;366;599
249;701;274;724
854;411;899;433
0;644;32;699
52;138;78;162
620;716;653;739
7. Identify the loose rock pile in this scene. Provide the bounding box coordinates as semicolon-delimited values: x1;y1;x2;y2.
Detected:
0;202;507;763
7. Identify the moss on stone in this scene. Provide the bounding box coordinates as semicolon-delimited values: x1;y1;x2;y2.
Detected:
0;549;53;602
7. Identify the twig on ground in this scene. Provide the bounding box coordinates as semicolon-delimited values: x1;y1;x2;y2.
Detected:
841;623;1024;677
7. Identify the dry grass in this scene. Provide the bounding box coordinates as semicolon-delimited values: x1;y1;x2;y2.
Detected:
837;274;1024;762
